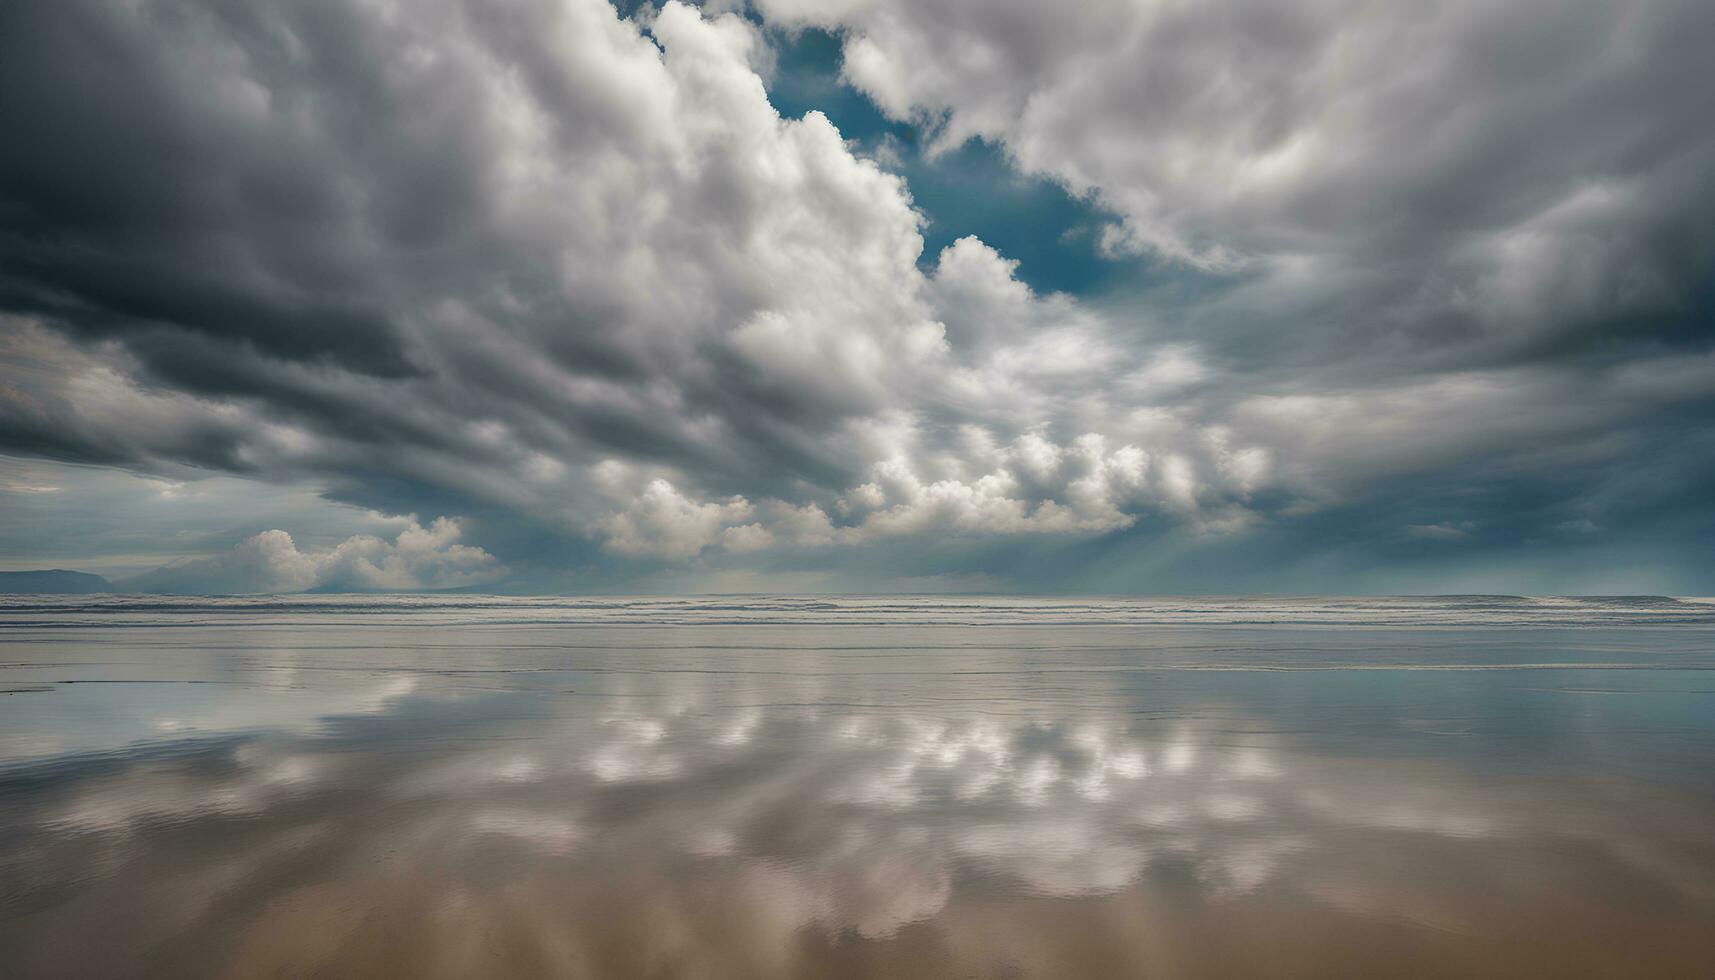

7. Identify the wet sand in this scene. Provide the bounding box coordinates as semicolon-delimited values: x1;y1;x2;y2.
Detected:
2;596;1713;977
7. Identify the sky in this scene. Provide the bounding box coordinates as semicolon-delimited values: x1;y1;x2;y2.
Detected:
1;0;1712;594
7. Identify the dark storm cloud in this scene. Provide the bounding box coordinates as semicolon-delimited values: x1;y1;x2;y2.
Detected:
1;0;1713;589
0;0;940;494
0;0;423;374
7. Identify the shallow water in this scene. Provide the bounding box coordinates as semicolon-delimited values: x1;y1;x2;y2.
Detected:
2;595;1714;978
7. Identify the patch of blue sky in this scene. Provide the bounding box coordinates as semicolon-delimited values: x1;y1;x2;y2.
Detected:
757;23;1140;299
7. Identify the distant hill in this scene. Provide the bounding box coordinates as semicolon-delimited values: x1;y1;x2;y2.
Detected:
0;570;113;594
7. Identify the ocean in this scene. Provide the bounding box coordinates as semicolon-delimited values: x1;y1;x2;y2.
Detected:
2;595;1714;977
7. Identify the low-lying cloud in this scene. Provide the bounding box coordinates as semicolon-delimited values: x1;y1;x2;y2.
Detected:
124;519;506;594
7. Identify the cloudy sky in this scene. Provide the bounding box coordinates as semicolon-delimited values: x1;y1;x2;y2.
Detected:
2;0;1712;594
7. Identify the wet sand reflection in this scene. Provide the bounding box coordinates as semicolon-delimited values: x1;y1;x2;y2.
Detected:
2;618;1714;977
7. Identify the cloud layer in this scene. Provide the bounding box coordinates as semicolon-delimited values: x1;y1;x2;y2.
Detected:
2;0;1712;589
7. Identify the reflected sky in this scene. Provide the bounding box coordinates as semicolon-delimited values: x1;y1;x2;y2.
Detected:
3;598;1715;977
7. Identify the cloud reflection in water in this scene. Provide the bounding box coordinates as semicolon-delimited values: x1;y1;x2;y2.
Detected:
2;621;1715;977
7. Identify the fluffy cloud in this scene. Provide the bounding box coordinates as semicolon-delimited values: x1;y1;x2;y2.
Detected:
592;477;757;560
125;519;506;594
0;6;964;532
0;0;1264;563
587;425;1268;558
758;0;1715;359
0;1;940;489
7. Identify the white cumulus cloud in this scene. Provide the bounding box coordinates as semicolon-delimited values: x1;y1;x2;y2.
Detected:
124;518;506;594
